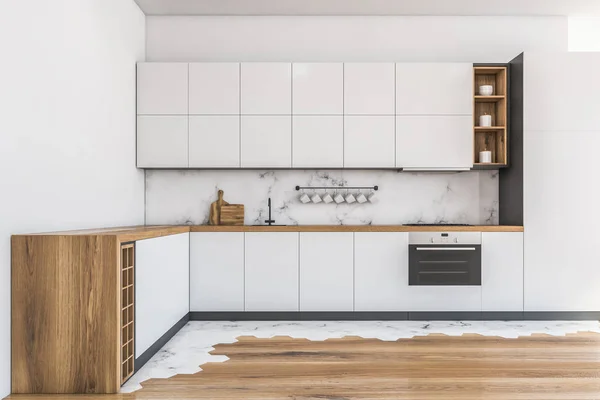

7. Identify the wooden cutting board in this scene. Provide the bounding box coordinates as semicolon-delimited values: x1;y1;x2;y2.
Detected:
220;205;244;226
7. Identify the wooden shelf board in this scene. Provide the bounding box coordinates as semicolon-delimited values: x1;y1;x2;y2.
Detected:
474;66;507;75
474;126;505;131
474;95;505;102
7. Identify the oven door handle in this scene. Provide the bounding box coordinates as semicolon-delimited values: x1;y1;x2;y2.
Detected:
415;247;477;251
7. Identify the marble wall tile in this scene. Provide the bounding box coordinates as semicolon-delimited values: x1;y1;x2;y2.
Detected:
145;170;499;225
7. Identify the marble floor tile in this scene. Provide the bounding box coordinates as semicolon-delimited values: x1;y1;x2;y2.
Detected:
121;320;600;393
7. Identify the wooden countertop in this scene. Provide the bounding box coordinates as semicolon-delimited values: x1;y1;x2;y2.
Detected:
189;225;524;233
14;225;190;242
14;225;524;240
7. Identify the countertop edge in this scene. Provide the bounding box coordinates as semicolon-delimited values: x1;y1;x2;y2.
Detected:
189;225;524;233
12;225;524;238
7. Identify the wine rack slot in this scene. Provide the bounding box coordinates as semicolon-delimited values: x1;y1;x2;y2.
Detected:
120;244;135;384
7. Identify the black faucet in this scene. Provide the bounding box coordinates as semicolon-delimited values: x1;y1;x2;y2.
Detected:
265;198;276;226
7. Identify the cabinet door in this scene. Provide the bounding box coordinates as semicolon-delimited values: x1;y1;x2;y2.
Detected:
525;130;600;311
299;233;354;311
137;63;188;115
293;63;343;115
241;116;291;168
189;116;240;168
396;63;472;115
525;53;600;131
293;116;343;168
396;116;472;169
245;233;299;311
137;116;188;168
406;286;482;311
344;116;395;168
190;233;244;312
344;63;395;115
189;63;240;115
135;233;189;358
355;233;409;311
241;63;291;115
482;232;523;312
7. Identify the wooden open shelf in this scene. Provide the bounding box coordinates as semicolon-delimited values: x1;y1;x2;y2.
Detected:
473;66;508;167
120;244;135;384
474;95;505;102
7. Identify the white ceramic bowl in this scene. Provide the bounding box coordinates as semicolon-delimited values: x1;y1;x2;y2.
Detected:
479;85;493;96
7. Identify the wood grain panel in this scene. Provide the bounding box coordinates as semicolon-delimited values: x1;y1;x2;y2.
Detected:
9;332;600;399
12;235;120;394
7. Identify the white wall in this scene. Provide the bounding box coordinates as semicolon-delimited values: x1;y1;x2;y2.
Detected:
569;17;600;51
146;16;567;62
0;0;146;396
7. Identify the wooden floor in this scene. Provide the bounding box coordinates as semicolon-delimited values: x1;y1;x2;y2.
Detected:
8;332;600;400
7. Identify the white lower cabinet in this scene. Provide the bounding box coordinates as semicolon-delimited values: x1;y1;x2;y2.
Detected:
245;232;299;311
190;232;245;312
406;286;482;312
354;233;409;311
299;233;354;311
137;116;188;168
482;232;524;311
135;233;190;358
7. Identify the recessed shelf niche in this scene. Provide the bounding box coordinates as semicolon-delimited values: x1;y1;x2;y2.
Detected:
473;66;508;167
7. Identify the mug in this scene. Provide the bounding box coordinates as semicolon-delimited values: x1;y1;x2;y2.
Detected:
311;193;322;204
356;192;368;204
368;192;378;204
322;192;334;204
334;192;345;204
345;192;356;204
299;192;311;204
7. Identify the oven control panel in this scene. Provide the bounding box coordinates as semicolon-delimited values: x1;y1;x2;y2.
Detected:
409;231;482;245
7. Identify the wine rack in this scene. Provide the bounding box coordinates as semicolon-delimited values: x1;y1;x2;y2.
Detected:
120;243;135;384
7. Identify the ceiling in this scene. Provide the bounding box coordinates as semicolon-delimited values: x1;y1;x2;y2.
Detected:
134;0;600;16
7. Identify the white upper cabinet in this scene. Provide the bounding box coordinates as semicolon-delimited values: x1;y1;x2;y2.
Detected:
189;63;239;115
344;63;395;115
525;53;600;131
189;116;240;168
344;116;395;168
396;63;472;115
241;63;291;115
241;116;291;168
396;116;472;169
482;232;524;312
355;233;409;312
299;233;354;312
137;63;188;115
245;233;299;312
137;116;188;168
292;63;343;115
293;116;343;168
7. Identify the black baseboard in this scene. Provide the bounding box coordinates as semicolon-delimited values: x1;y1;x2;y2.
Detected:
189;311;600;321
135;313;190;373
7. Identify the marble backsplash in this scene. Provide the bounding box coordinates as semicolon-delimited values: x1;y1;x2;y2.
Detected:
145;169;499;226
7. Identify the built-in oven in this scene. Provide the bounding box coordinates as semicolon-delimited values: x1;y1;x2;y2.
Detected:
409;232;481;286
